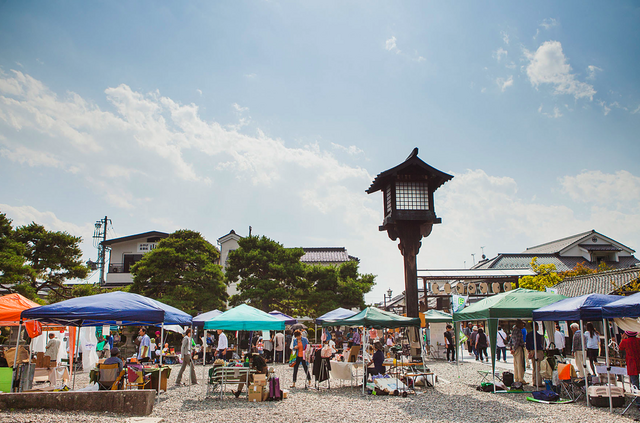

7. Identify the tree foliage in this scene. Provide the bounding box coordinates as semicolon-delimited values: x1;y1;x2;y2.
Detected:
130;230;226;315
0;213;88;301
518;257;562;291
305;260;375;317
227;235;376;317
226;236;308;314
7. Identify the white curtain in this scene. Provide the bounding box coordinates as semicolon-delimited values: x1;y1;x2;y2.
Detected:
613;317;640;333
80;327;99;370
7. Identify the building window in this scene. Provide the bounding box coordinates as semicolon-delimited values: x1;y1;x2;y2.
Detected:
123;254;144;273
395;181;429;210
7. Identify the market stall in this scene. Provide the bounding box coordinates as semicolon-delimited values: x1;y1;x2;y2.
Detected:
314;307;358;343
533;293;623;410
21;291;192;394
322;306;421;394
453;288;566;393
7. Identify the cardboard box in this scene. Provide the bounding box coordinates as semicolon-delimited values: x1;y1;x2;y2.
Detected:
248;384;263;402
253;374;267;386
282;389;289;399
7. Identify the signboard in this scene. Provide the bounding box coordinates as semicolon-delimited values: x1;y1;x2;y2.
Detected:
137;243;158;253
452;295;468;313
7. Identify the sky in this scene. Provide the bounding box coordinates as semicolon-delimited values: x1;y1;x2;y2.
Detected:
1;1;639;304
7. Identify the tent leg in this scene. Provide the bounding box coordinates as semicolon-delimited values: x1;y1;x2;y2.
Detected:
11;321;23;392
580;320;590;407
158;324;164;399
533;321;538;389
603;318;612;413
72;329;79;391
203;328;207;397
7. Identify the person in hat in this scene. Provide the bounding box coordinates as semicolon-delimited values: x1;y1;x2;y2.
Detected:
104;347;123;374
620;331;640;408
233;349;268;398
469;325;479;360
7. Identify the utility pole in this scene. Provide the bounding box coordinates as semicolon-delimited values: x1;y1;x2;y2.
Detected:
93;216;112;286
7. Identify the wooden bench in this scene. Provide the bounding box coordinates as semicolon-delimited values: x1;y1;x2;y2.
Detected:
206;366;253;399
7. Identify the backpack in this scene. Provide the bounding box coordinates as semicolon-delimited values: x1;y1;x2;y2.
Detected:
268;376;282;401
532;389;560;402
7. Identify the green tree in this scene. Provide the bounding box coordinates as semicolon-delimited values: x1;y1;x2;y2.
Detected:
226;235;308;314
518;257;562;291
130;230;226;315
0;213;35;293
305;260;375;317
12;221;88;300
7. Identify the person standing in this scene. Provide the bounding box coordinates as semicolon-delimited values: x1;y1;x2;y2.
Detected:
526;324;545;387
138;328;151;362
469;326;479;360
216;329;228;360
290;330;311;388
175;328;197;386
619;331;640;409
496;326;508;362
508;320;527;384
584;322;600;375
554;324;566;353
463;323;473;355
44;333;61;364
476;328;489;362
274;331;285;362
444;325;455;363
352;328;361;346
571;323;585;378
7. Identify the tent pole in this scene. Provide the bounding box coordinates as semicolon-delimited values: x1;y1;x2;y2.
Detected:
11;321;23;392
603;318;612;413
72;328;79;390
533;320;538;389
315;324;317;344
362;327;367;395
580;320;590;407
158;323;164;398
189;324;194;385
203;328;207;394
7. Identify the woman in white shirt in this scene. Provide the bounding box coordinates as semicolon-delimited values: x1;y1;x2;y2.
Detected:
584;322;600;375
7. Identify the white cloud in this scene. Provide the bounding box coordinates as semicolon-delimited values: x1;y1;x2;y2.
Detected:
196;89;203;96
540;18;559;30
538;104;563;118
331;142;364;155
633;105;640;114
496;75;514;92
0;204;93;237
586;65;602;81
560;170;640;207
524;41;596;100
501;31;509;45
232;103;249;113
494;47;508;63
0;143;66;168
244;73;257;79
385;36;400;54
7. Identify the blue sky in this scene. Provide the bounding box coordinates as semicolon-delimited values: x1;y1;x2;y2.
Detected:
1;1;639;303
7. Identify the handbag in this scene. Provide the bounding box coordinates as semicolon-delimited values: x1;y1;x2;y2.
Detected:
545;342;561;358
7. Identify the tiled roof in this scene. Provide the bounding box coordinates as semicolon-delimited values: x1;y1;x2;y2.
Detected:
578;244;621;251
300;247;358;264
474;254;639;272
553;267;640;297
524;230;593;254
102;231;169;246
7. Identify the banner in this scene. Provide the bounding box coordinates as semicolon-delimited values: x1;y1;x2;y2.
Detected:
452;295;468;313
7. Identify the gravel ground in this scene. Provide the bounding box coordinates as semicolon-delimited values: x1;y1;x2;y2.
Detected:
1;358;638;423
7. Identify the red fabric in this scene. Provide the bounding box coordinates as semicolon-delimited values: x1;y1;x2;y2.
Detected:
620;337;640;376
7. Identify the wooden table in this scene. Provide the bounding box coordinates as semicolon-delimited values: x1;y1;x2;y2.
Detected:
144;366;171;392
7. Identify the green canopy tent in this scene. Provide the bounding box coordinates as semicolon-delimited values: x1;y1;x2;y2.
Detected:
321;306;421;329
422;309;453;323
322;307;421;394
452;288;566;392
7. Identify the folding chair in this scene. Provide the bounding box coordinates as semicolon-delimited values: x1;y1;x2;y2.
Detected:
622;384;640;415
97;363;125;390
126;367;150;390
557;363;584;402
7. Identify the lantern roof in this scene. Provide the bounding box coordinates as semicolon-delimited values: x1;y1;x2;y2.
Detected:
366;148;453;194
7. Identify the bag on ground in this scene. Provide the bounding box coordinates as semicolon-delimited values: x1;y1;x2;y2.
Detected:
532;389;560;402
502;371;514;387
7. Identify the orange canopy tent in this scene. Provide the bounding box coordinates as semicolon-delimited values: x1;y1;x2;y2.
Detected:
0;293;43;337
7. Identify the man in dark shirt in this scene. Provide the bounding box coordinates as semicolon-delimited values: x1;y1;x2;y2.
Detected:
526;326;545;387
444;325;455;362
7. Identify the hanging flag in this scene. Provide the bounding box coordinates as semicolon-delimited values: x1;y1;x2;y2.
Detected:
452;295;468;313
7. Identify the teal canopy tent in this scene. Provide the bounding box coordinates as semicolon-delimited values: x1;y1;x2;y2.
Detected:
204;304;285;331
453;288;566;389
422;309;453;323
322;306;421;329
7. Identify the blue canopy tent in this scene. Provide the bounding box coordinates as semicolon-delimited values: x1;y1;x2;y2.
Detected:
193;309;223;327
22;291;192;392
533;293;623;410
602;292;640;319
268;310;297;325
314;307;358;344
